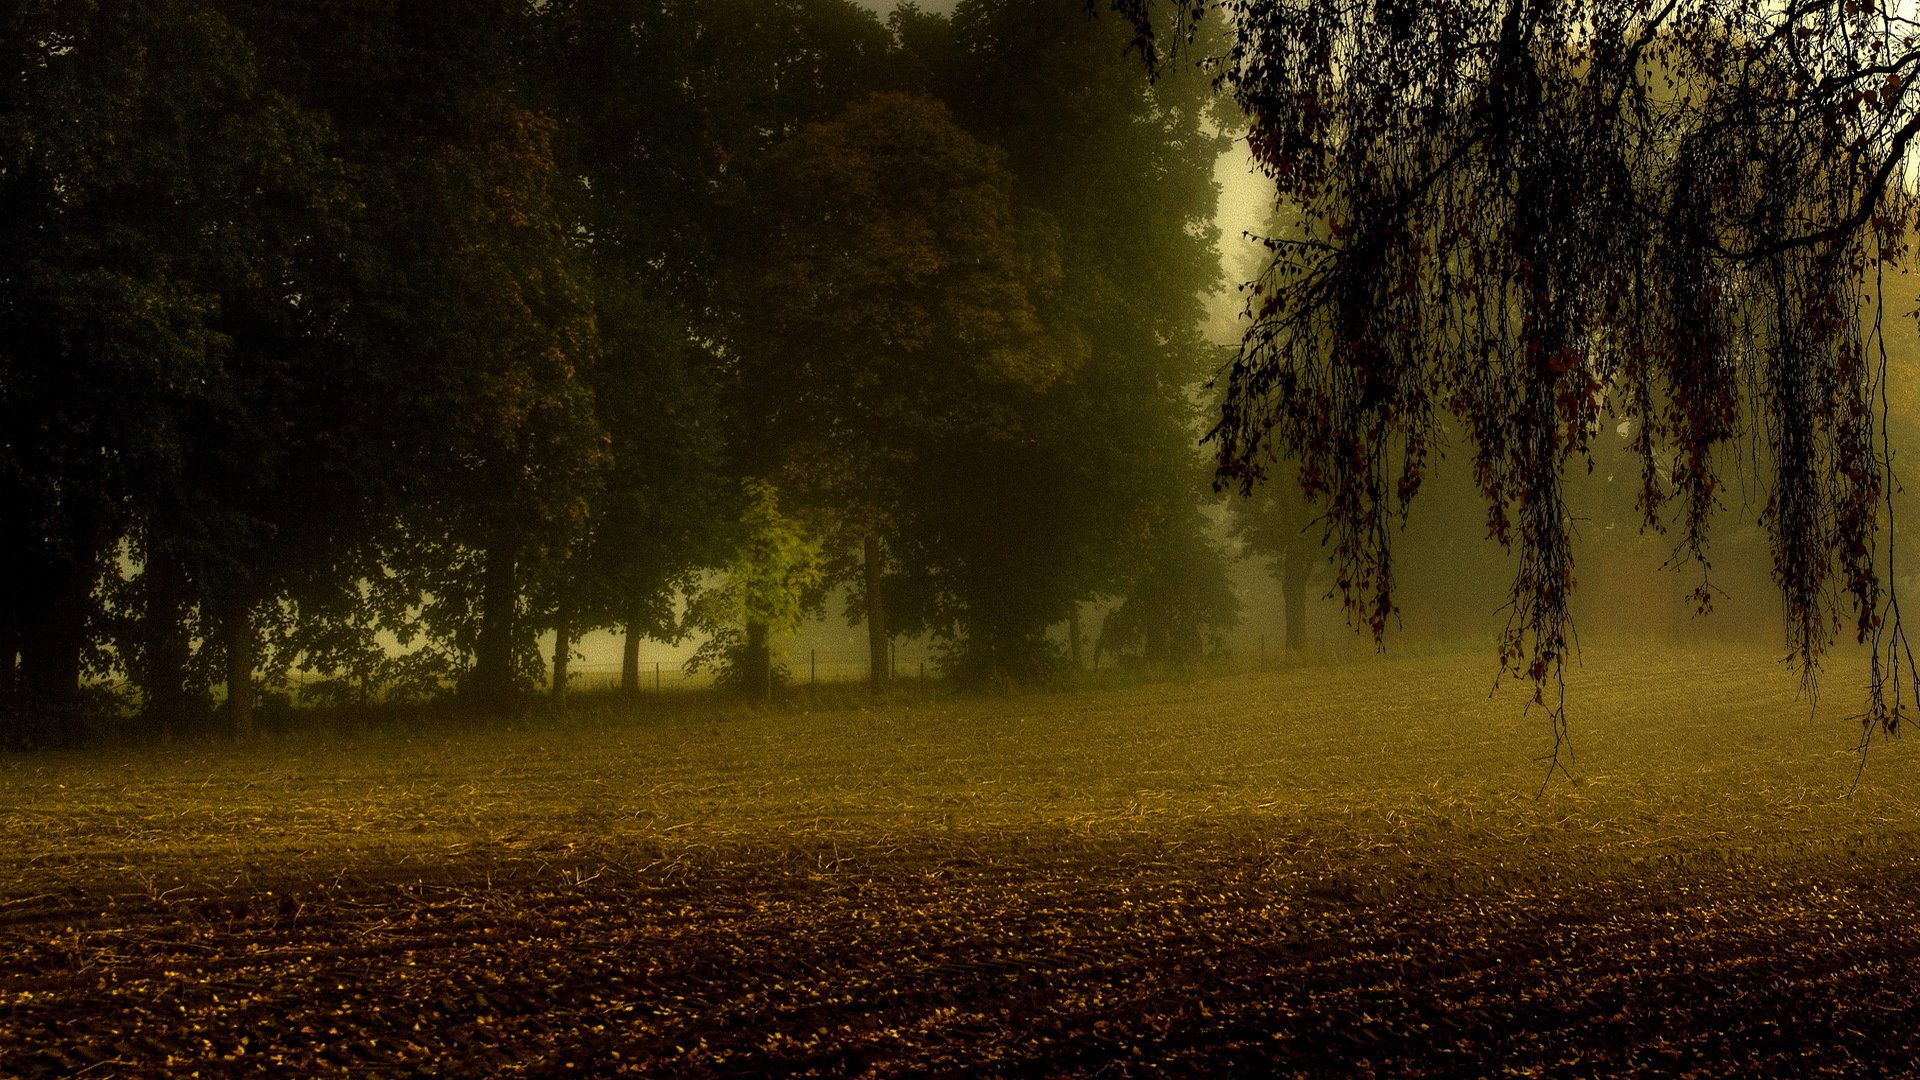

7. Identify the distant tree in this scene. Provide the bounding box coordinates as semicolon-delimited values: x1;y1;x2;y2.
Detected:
1100;508;1241;665
1110;0;1920;737
1227;464;1320;654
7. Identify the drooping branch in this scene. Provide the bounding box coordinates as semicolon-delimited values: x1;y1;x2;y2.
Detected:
1120;0;1920;736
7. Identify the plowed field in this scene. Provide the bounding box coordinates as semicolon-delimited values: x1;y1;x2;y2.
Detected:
6;643;1920;1076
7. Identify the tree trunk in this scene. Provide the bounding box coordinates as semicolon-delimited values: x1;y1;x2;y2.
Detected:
18;604;85;702
1068;604;1083;669
472;542;519;714
223;593;254;740
142;548;193;742
864;533;890;686
18;528;100;705
1283;546;1312;653
743;618;772;701
621;607;643;695
551;599;572;709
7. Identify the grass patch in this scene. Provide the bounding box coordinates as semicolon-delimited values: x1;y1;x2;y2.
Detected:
3;640;1906;886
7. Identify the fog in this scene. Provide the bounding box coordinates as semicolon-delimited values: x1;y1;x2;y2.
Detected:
13;1;1920;1074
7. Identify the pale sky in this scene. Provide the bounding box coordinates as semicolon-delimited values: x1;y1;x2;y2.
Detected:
857;0;959;14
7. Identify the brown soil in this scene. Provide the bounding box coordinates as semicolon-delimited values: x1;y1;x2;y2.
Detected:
6;841;1920;1077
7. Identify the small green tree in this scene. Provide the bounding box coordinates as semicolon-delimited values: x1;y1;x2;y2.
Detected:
686;481;827;696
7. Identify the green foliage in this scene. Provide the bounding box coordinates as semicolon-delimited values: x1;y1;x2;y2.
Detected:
686;481;827;689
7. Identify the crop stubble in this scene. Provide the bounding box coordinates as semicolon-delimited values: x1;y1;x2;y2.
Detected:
4;641;1920;1075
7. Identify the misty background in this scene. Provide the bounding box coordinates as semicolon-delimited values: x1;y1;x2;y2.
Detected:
4;0;1891;745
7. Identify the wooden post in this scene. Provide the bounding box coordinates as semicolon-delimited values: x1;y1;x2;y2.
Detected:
655;660;661;692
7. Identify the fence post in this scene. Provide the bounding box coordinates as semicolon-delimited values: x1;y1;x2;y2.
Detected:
811;649;817;686
655;660;661;692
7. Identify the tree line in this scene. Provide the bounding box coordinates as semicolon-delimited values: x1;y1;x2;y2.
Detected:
0;0;1244;745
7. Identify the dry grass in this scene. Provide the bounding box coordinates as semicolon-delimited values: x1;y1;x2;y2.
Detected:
2;640;1911;899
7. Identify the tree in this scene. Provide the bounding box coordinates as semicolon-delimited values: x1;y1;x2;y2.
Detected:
534;0;895;699
535;280;730;706
1228;462;1321;654
0;0;225;735
284;0;605;715
389;105;604;715
144;5;371;741
1100;507;1242;664
1111;0;1920;739
538;0;895;313
901;0;1230;683
740;90;1068;686
0;0;367;742
685;480;827;696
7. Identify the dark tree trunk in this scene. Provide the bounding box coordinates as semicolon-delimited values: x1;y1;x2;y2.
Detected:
223;593;254;740
743;618;771;701
864;533;890;686
1283;545;1312;653
18;528;101;705
1145;622;1168;666
142;548;193;742
19;601;85;702
1068;604;1083;669
621;608;643;695
551;599;572;709
472;542;520;714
